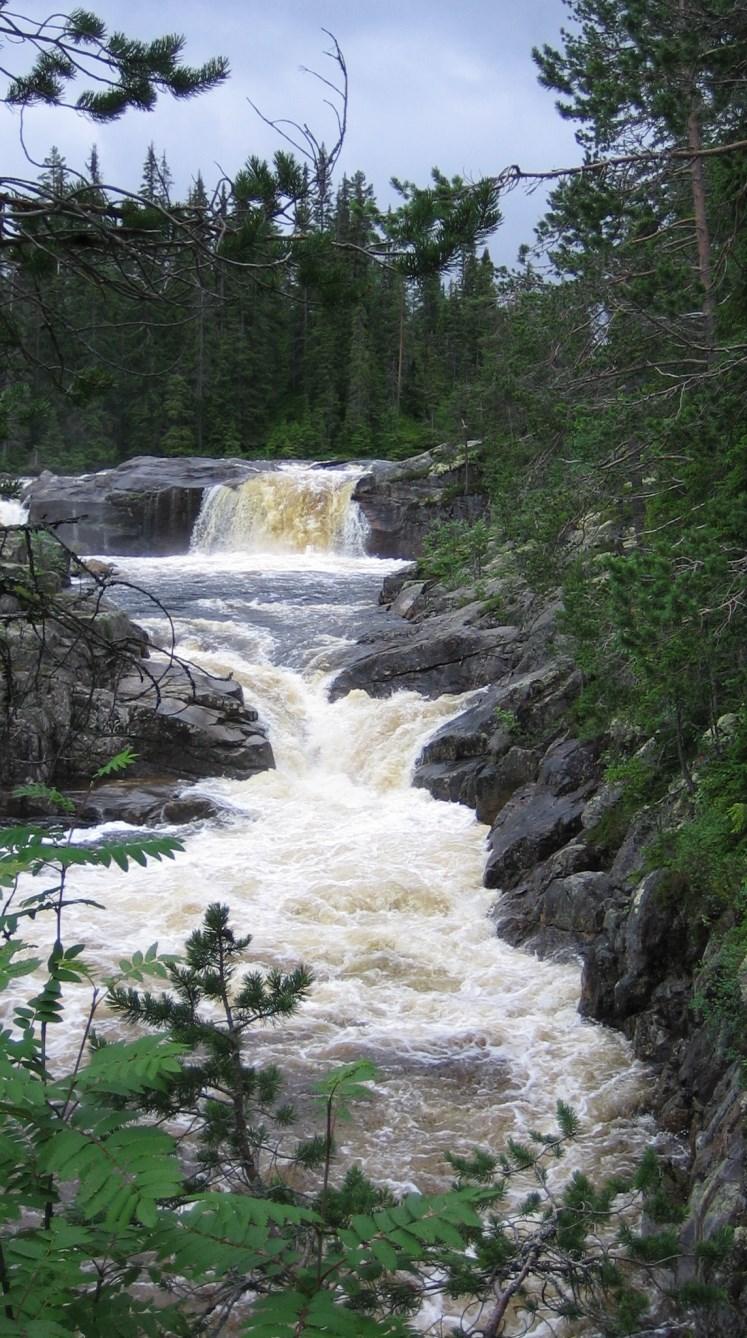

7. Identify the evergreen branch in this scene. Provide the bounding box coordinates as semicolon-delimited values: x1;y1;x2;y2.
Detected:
494;137;747;195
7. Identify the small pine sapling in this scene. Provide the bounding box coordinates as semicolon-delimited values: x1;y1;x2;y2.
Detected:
108;901;313;1188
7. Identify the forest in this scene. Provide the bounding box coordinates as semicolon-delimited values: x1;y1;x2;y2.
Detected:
1;1;747;1334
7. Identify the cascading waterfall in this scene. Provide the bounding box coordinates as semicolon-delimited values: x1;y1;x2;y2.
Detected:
52;637;648;1190
191;464;370;556
23;477;655;1330
0;495;29;526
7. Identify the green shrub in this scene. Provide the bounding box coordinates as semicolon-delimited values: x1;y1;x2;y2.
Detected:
419;517;492;586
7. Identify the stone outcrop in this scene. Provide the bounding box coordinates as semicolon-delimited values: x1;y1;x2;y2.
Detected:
104;657;274;780
69;782;229;827
27;456;269;555
411;664;581;821
353;441;490;558
329;609;521;700
0;574;274;816
330;542;557;704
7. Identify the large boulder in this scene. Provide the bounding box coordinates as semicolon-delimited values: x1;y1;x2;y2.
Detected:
72;782;227;827
484;781;591;891
412;662;581;821
353;442;489;558
27;456;271;555
0;584;274;807
329;608;521;700
74;657;274;782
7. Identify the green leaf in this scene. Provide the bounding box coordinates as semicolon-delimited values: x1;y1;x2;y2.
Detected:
78;1037;187;1095
11;783;75;814
40;1124;182;1228
370;1238;399;1270
92;747;138;780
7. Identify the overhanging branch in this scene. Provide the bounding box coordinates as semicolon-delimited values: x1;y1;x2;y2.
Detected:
493;136;747;194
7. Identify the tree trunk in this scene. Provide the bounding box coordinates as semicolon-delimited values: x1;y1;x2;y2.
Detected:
395;282;405;413
687;103;716;353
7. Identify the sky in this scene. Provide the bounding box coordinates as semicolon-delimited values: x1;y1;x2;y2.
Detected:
4;0;581;266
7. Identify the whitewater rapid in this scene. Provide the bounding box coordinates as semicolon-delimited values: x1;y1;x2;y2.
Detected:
32;467;651;1200
0;494;28;526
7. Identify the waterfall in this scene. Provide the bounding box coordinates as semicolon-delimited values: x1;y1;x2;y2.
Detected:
0;495;29;526
191;464;370;556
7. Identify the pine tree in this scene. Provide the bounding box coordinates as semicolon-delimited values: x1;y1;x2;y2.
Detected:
141;142;161;202
109;903;313;1187
534;0;747;358
85;142;102;185
40;144;68;195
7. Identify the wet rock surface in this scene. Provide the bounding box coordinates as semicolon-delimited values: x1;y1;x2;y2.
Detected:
83;655;275;782
27;456;271;555
73;782;227;827
0;583;275;813
329;611;521;700
353;442;490;558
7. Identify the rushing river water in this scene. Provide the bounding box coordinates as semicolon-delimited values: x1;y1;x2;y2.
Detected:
21;467;653;1205
0;495;29;526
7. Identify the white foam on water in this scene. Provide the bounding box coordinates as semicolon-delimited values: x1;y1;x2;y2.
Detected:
0;495;28;525
36;652;650;1197
14;529;655;1332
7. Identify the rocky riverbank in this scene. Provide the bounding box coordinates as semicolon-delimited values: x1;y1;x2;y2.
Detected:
26;441;490;559
0;536;274;822
329;551;746;1321
7;451;746;1317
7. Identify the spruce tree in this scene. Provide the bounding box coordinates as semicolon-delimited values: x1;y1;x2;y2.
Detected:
109;903;313;1188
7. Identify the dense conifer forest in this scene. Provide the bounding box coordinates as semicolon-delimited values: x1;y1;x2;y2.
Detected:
1;148;505;469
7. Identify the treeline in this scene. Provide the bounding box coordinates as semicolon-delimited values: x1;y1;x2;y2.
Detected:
3;0;747;809
0;139;511;472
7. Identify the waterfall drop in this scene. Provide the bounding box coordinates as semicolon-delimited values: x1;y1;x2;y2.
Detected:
191;464;370;556
0;495;29;526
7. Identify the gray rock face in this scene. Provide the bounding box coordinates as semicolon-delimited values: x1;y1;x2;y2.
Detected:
537;736;599;794
0;588;274;808
491;833;609;958
93;657;275;781
353;442;489;558
484;783;589;891
74;782;226;827
27;456;270;555
414;739;539;822
412;664;581;822
579;862;708;1049
329;611;521;700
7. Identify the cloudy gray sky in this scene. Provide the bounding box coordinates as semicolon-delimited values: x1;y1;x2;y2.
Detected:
4;1;581;265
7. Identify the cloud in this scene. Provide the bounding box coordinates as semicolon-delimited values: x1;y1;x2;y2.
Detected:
4;0;580;262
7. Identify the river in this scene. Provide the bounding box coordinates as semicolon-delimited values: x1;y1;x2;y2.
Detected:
5;466;656;1261
24;463;648;1209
